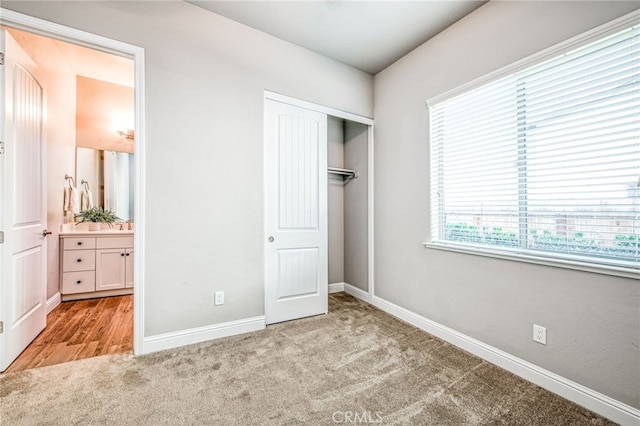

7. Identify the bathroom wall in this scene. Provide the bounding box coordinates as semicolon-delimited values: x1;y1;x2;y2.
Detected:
76;76;134;154
6;27;77;301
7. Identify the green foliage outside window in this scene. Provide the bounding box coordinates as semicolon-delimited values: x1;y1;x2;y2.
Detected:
444;223;638;261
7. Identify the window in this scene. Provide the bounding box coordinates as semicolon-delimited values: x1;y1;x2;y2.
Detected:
428;22;640;274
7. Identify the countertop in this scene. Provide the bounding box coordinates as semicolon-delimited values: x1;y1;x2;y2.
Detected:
59;228;134;237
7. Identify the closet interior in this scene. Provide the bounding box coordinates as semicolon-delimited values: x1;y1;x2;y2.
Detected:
327;116;370;294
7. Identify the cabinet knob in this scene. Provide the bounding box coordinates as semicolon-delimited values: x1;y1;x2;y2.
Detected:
76;280;81;284
126;253;130;256
76;259;82;262
77;241;83;245
121;253;125;257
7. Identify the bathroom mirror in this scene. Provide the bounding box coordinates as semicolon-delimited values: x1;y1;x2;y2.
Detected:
76;147;134;221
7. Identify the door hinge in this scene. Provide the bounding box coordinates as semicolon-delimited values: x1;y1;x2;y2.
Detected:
0;52;4;66
0;321;3;334
0;141;4;154
0;231;4;244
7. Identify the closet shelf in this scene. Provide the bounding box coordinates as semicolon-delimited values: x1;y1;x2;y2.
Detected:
328;167;359;179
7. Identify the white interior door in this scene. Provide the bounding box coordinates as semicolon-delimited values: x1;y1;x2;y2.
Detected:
0;30;48;371
265;99;328;324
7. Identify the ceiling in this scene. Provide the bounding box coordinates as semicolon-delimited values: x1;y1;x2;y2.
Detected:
188;1;487;75
7;2;487;83
52;39;134;88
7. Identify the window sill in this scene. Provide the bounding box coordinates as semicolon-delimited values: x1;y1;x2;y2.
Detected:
423;241;640;280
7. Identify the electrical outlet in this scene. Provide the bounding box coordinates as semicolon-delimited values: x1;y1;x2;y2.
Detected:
533;324;547;345
214;291;224;306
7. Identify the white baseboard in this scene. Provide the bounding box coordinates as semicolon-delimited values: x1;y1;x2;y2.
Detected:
142;316;266;354
328;282;345;293
348;293;639;425
46;292;61;314
344;282;372;303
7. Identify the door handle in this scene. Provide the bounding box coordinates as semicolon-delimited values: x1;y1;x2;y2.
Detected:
268;236;275;243
42;229;52;237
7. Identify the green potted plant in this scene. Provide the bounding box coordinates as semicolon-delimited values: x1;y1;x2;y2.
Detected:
75;206;121;231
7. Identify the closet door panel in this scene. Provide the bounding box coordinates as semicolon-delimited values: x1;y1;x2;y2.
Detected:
265;99;328;325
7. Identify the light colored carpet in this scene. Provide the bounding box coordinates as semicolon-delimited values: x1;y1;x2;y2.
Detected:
1;293;612;425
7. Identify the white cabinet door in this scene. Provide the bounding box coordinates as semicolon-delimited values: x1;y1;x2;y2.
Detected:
95;248;126;291
264;99;328;325
0;31;47;372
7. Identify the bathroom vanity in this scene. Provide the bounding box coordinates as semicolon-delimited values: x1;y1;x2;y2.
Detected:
59;230;134;301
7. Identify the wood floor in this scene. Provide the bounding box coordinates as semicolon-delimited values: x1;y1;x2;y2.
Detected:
4;295;133;373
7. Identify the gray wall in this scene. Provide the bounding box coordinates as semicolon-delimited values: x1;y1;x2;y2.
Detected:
3;1;373;336
328;116;344;284
344;121;368;291
373;1;640;408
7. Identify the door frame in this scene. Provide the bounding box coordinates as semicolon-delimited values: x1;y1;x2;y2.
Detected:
0;9;146;355
263;90;375;305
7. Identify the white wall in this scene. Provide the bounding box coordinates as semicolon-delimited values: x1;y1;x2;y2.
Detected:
373;1;640;409
7;28;77;301
2;1;373;336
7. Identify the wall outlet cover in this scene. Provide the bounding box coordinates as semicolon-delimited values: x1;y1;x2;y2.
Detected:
533;324;547;345
214;291;224;306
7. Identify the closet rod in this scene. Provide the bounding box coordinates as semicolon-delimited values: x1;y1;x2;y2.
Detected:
328;167;359;179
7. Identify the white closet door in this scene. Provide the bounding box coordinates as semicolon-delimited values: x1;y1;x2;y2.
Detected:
264;99;328;325
0;30;47;371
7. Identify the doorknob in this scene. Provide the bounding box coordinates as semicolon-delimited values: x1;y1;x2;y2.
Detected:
42;229;52;237
268;236;275;243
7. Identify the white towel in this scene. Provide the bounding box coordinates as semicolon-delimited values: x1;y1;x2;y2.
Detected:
81;189;94;210
69;187;80;214
63;187;71;212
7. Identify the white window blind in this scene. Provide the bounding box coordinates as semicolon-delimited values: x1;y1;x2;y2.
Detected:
429;23;640;272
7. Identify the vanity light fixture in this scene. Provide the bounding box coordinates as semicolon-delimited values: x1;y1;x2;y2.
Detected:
117;129;135;140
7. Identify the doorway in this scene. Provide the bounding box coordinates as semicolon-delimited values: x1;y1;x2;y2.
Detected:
0;9;146;370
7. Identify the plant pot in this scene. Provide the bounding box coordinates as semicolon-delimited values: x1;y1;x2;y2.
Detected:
88;222;101;231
